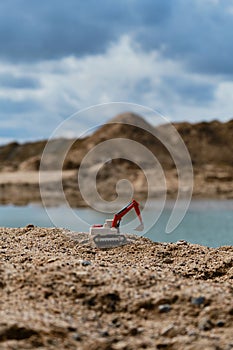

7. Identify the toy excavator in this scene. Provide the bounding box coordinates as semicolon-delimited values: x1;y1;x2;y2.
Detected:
89;199;144;248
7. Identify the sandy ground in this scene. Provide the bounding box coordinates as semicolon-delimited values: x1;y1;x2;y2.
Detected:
0;171;75;184
0;226;232;350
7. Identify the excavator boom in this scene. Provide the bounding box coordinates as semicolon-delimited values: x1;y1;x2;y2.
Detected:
111;199;144;231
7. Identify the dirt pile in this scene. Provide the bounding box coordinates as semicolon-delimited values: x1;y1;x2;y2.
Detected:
175;119;233;167
0;141;46;172
0;227;232;349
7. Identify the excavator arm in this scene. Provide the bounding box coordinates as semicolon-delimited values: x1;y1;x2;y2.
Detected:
111;199;144;231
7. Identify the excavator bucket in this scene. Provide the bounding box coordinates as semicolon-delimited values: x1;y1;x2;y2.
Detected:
134;223;144;232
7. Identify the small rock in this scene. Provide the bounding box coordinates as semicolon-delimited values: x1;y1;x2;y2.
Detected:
216;320;225;327
73;332;81;341
163;258;174;264
69;286;76;293
198;318;213;331
176;240;188;245
47;258;57;263
130;327;139;336
160;324;175;337
111;317;119;325
188;330;198;337
79;260;91;266
113;341;128;349
99;330;109;337
191;296;205;306
158;304;171;313
25;224;35;230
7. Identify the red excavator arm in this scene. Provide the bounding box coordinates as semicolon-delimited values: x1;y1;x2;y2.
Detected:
111;199;144;231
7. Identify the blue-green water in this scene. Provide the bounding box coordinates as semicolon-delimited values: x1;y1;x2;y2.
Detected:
0;200;232;247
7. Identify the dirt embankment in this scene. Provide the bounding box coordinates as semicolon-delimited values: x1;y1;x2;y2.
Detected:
0;114;233;206
0;164;233;207
0;227;232;350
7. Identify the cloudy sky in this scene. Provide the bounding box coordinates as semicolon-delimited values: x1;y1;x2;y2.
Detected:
0;0;233;144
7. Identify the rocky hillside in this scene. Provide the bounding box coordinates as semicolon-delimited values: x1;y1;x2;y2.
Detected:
0;113;232;205
175;119;233;167
0;140;46;171
0;113;232;172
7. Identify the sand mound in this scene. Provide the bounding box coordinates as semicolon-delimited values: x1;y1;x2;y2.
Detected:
0;227;232;349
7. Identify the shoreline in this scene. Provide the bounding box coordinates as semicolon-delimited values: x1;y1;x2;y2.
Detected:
1;196;233;208
0;170;233;208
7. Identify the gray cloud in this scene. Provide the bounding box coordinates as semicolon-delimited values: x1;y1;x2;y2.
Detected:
0;74;40;89
0;0;232;77
0;0;123;61
0;98;40;114
0;0;232;144
0;1;173;63
135;0;233;76
161;77;215;105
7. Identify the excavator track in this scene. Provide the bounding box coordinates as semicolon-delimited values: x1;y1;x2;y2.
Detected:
93;234;127;249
